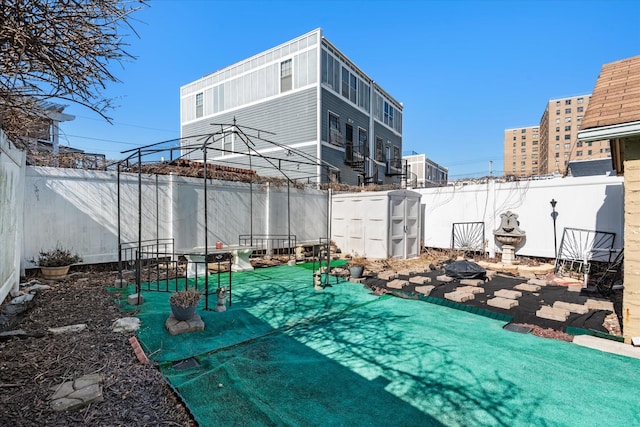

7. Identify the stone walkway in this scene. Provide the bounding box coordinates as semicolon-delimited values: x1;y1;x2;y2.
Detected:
362;261;621;336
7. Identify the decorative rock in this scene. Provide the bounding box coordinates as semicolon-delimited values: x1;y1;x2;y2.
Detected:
128;293;144;306
527;279;547;286
165;314;205;336
536;305;569;322
414;285;435;296
514;283;541;292
457;286;484;294
494;289;522;300
409;276;431;285
112;317;141;333
444;291;474;303
396;269;416;277
387;279;409;290
487;297;518;309
10;294;34;305
553;301;589;314
436;275;454;283
585;299;614;312
27;284;51;292
377;271;397;281
460;279;484;286
49;374;103;412
48;324;87;335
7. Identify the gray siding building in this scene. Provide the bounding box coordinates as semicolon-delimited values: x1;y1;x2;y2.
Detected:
180;28;403;185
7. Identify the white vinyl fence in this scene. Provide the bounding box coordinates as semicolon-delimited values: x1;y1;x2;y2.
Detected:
415;175;624;258
0;131;26;302
22;167;329;270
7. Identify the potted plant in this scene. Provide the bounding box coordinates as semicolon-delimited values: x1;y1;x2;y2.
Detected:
348;255;367;279
169;288;201;321
31;245;82;280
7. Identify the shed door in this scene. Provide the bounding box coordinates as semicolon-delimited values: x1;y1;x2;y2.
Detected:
389;195;420;259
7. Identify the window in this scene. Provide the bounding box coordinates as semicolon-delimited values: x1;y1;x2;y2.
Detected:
564;143;570;149
577;116;583;121
195;92;203;118
576;151;583;156
565;99;571;105
513;142;516;147
280;59;292;92
521;148;526;153
344;123;353;150
383;102;394;128
533;147;539;152
375;137;384;161
556;118;560;124
521;140;526;145
588;150;593;155
521;135;526;140
564;134;571;140
565;117;571;122
329;113;341;145
577;106;584;112
556;101;561;106
521;161;526;166
556;127;560;132
565;126;571;131
587;141;592;146
359;128;368;152
565;108;571;114
556;109;560;115
512;149;516;154
555;152;560;158
533;140;539;145
577;97;584;104
555;144;560;149
222;131;232;154
513;137;516;141
393;145;399;162
521;129;526;133
555;136;560;141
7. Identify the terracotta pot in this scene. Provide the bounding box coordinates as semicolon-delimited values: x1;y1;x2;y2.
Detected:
170;303;197;321
40;265;70;280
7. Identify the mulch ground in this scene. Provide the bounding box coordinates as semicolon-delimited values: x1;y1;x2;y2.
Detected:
0;269;196;427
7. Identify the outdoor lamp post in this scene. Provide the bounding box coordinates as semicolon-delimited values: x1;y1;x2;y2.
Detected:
550;199;558;258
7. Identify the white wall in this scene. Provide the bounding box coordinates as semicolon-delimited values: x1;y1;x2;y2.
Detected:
0;131;26;302
415;175;624;258
22;168;329;269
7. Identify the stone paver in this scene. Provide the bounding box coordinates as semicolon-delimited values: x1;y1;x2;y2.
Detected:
396;269;417;277
460;279;484;286
49;373;103;412
165;314;205;336
444;291;474;303
457;286;484;294
536;305;569;322
527;278;548;287
436;275;454;283
414;285;435;296
514;283;541;292
494;289;522;300
553;301;589;314
387;279;409;290
377;271;397;281
487;297;518;309
409;276;431;285
585;299;615;311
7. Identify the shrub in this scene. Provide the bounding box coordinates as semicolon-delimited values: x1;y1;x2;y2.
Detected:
33;245;82;267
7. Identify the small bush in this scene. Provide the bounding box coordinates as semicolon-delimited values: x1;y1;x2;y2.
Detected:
33;245;82;267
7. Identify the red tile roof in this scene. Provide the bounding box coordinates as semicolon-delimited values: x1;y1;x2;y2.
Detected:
581;55;640;130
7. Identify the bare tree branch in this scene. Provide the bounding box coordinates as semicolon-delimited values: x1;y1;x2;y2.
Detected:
0;0;146;148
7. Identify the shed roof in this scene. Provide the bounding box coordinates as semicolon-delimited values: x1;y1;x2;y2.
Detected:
581;55;640;130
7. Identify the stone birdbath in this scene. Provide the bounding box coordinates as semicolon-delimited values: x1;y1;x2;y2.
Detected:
493;211;526;265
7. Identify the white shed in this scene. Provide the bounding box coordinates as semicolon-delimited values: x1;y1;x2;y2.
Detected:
332;189;422;260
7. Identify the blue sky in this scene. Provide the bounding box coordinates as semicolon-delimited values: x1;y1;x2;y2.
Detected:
60;0;640;179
